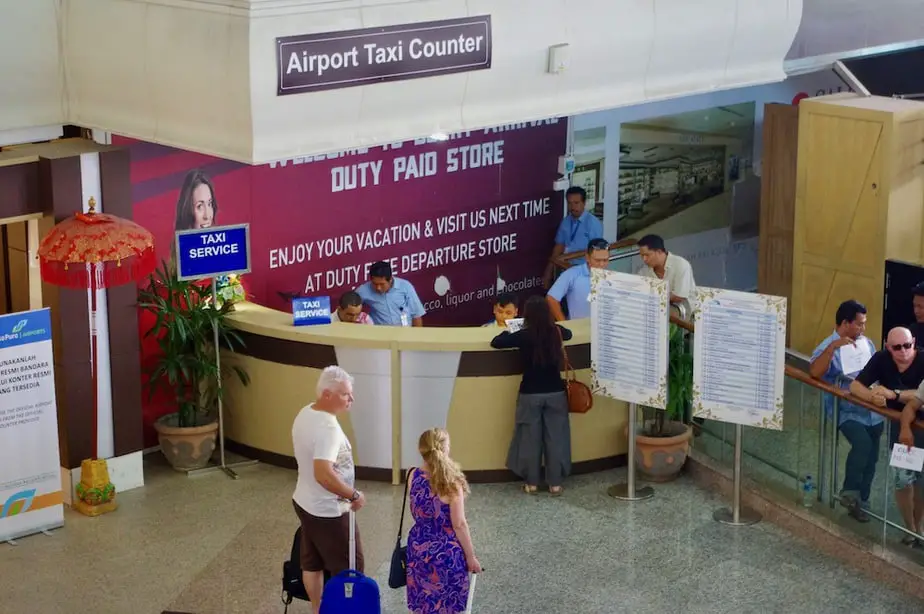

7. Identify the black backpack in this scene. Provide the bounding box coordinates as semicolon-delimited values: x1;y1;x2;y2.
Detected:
281;527;331;611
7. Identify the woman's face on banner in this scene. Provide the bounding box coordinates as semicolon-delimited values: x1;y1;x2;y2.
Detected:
191;183;215;229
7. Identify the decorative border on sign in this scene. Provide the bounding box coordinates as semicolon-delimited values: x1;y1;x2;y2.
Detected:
691;287;787;431
590;269;669;409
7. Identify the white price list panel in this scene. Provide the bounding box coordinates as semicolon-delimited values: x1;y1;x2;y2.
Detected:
590;269;669;408
692;288;787;430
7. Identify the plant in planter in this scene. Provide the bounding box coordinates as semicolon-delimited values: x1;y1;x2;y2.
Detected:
139;262;249;471
634;323;695;482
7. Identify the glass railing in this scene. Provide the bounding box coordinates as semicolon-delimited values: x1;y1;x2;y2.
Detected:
678;314;924;568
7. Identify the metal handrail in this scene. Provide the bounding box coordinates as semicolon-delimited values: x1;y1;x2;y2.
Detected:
609;247;640;262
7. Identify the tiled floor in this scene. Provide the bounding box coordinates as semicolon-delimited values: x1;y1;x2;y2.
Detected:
2;455;923;614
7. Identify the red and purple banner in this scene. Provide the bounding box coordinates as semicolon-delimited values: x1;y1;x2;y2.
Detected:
120;122;566;444
119;119;566;325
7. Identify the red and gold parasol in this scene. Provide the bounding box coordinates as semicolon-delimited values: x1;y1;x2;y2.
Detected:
38;197;156;290
37;197;156;516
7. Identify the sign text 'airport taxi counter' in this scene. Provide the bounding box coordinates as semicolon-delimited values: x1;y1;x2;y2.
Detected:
222;302;628;483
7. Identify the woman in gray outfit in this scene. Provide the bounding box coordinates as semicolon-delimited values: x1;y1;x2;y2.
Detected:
490;295;572;495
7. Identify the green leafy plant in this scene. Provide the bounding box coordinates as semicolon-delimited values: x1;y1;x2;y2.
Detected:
139;262;250;428
645;323;694;437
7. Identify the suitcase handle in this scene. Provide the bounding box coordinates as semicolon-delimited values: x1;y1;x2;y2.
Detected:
349;509;355;571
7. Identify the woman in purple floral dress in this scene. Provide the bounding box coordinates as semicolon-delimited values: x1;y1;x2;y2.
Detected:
406;428;482;614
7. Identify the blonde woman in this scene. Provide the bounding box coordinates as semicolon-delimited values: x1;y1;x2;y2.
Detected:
406;428;481;614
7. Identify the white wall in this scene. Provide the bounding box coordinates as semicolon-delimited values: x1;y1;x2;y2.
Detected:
0;0;65;131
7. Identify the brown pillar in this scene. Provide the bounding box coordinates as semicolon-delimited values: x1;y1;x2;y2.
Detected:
30;144;143;469
39;156;95;468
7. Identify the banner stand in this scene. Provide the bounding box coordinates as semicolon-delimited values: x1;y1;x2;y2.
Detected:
713;423;761;526
0;308;65;544
607;403;654;502
187;278;259;480
6;527;55;546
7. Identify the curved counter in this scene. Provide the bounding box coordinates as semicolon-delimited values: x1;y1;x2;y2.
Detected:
222;302;628;483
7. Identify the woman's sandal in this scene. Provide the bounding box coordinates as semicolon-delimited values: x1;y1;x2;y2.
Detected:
549;486;563;497
522;484;538;495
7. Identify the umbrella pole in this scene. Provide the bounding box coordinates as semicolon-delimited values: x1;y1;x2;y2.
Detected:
73;266;117;517
90;276;98;461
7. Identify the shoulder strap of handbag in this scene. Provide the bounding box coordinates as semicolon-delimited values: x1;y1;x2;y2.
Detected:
556;326;575;381
397;466;416;540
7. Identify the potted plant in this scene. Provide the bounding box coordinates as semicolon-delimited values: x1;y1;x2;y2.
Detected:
139;263;249;471
633;323;695;482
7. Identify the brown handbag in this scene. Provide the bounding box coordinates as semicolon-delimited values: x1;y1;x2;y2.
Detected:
558;327;593;413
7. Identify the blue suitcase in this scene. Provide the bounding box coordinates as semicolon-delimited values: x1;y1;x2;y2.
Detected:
319;510;381;614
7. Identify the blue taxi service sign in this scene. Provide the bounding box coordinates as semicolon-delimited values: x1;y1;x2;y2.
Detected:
293;297;332;326
175;224;251;281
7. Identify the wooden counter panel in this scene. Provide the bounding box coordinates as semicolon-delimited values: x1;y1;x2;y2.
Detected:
235;330;337;368
457;344;591;377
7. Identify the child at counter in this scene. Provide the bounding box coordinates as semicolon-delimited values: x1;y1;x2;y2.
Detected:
483;292;518;328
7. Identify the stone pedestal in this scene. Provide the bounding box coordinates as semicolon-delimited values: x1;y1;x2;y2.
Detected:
74;459;118;517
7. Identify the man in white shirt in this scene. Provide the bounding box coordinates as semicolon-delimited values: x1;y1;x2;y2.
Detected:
292;365;366;613
636;234;696;318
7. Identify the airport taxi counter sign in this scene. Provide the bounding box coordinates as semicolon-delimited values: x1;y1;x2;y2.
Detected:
277;15;492;95
176;224;252;281
0;308;63;542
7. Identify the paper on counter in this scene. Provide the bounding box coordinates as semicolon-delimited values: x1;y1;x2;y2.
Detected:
505;318;524;333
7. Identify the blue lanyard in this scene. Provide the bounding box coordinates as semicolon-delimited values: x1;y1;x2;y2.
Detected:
569;216;582;244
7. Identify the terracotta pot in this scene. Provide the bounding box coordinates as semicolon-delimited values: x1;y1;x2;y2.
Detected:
624;421;693;482
154;413;218;472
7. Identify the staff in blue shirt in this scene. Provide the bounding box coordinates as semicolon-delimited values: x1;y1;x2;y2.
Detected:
542;186;605;288
355;261;426;326
809;299;881;522
546;238;609;321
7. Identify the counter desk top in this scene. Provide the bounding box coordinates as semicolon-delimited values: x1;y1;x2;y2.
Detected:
227;302;592;350
223;302;627;484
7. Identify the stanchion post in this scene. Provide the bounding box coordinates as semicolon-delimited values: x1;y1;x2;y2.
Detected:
608;402;654;501
187;278;259;479
713;423;761;526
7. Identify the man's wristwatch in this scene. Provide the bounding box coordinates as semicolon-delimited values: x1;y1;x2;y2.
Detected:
348;490;360;502
895;389;902;400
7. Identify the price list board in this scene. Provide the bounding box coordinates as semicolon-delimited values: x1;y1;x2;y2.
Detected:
691;288;787;430
590;269;669;408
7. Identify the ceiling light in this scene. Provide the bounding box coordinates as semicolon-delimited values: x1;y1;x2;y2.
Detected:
430;132;449;141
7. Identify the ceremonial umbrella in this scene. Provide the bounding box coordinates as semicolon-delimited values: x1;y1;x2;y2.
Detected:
37;197;156;514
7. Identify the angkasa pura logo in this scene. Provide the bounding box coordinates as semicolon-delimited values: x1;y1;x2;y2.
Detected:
0;489;36;518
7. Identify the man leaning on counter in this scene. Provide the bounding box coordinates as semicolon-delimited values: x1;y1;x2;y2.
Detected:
355;261;426;326
546;238;609;321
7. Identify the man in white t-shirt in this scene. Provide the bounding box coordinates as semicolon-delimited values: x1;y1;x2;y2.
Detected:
636;234;696;318
292;365;366;613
